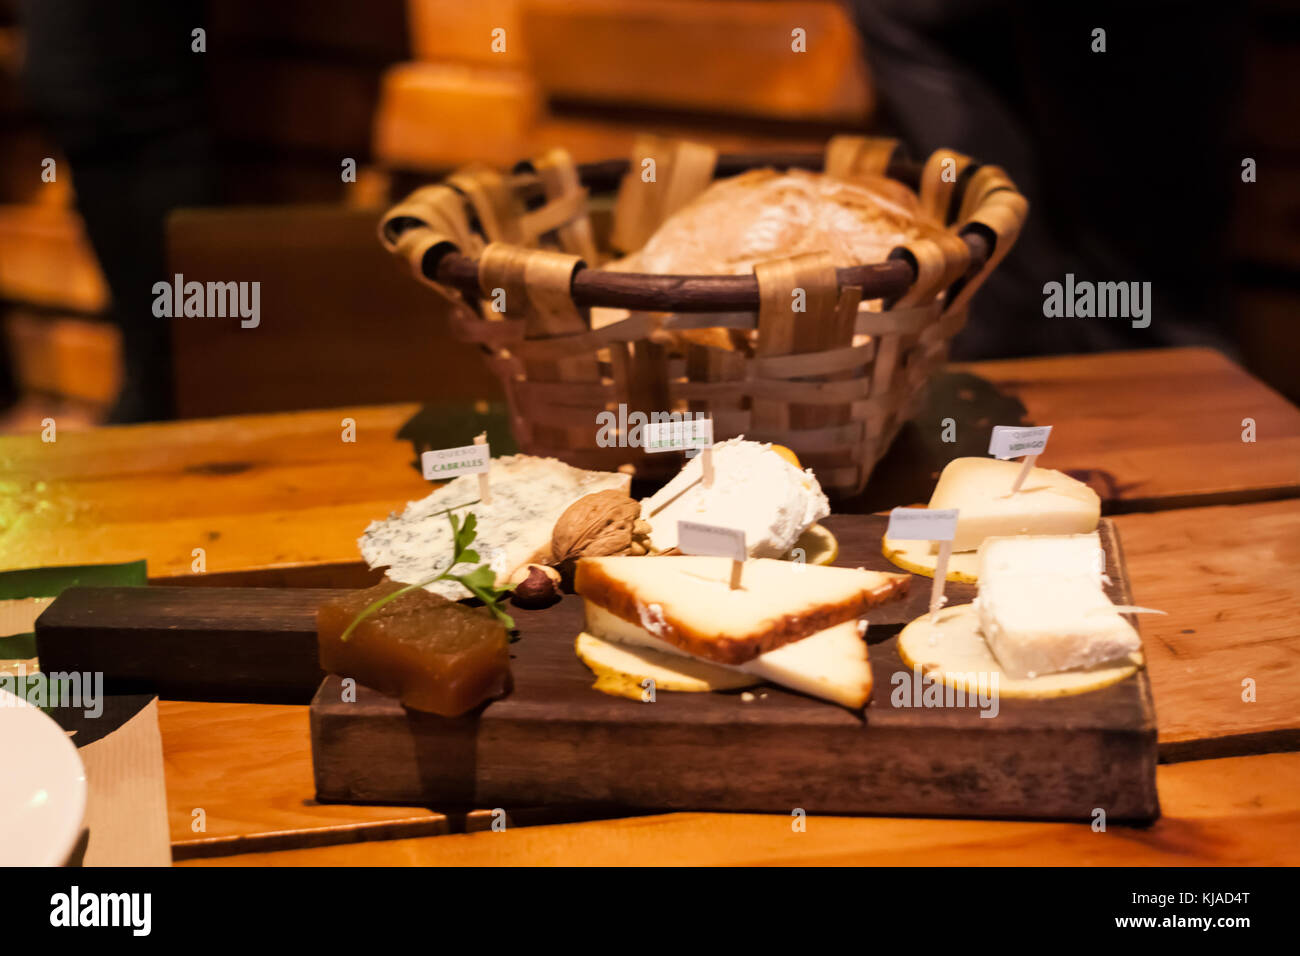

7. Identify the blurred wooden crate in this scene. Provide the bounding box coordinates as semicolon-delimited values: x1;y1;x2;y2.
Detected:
373;61;830;171
405;0;872;121
408;0;528;66
4;310;120;404
167;204;503;418
521;0;871;121
374;62;543;169
0;205;108;312
383;0;872;171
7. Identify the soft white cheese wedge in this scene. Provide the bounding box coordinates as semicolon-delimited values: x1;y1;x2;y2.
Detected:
359;455;629;599
975;534;1140;679
927;457;1099;552
584;602;873;709
639;437;829;557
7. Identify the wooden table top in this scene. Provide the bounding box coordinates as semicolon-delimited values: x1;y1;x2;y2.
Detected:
4;346;1297;865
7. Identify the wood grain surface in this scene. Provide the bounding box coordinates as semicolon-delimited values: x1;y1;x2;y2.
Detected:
952;348;1300;510
2;347;1296;863
309;517;1156;822
148;499;1298;857
1115;498;1300;760
36;586;330;703
2;350;1294;582
0;403;428;578
178;750;1300;866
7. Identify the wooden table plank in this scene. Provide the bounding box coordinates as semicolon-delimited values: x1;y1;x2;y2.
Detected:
954;348;1300;510
1115;498;1300;759
159;700;448;860
0;403;428;577
2;350;1296;582
177;751;1300;865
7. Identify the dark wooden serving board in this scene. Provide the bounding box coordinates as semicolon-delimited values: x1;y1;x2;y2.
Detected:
311;516;1158;822
32;515;1157;822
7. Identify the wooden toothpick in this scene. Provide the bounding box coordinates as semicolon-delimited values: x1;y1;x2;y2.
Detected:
729;559;743;590
702;445;715;487
1009;453;1038;494
929;540;952;619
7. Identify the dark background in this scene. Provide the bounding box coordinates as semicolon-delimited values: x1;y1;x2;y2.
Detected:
0;0;1295;429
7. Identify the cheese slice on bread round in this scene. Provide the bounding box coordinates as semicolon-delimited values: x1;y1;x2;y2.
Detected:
897;603;1141;699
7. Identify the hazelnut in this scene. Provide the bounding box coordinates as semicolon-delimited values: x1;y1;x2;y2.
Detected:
509;564;561;608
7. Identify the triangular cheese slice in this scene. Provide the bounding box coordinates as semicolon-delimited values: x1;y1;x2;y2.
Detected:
583;603;873;709
575;555;907;665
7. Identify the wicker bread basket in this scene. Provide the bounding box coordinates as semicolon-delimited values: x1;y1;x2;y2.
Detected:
380;135;1027;497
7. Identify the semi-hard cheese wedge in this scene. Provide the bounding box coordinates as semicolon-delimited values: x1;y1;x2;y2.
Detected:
976;533;1140;678
575;555;908;665
639;437;830;558
574;629;761;697
584;603;873;709
360;455;629;599
881;536;980;582
927;457;1099;552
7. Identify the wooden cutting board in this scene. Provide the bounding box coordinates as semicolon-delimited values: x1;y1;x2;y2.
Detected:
310;516;1158;822
34;516;1156;821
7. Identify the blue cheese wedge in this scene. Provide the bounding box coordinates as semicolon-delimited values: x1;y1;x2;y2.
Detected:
360;455;629;599
639;437;829;557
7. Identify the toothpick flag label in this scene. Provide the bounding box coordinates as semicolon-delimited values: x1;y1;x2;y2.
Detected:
677;519;747;562
988;425;1052;460
644;416;713;453
886;507;959;542
421;442;491;480
888;508;958;617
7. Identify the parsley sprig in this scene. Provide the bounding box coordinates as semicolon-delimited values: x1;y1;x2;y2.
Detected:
341;503;516;641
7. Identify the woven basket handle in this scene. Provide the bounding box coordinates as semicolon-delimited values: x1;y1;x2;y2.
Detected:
825;135;900;180
610;135;718;254
942;165;1029;319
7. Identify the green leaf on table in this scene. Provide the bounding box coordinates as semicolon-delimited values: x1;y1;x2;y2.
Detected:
0;559;148;600
0;632;36;658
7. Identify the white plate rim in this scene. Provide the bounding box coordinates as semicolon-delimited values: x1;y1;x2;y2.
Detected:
0;685;88;867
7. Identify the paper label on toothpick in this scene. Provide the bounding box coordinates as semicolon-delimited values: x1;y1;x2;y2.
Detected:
421;443;490;480
677;520;746;561
988;425;1052;460
887;507;958;542
644;416;713;453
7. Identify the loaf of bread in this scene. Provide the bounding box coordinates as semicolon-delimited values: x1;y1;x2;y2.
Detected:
608;168;923;276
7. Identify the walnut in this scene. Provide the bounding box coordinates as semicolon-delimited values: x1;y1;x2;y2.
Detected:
551;490;651;571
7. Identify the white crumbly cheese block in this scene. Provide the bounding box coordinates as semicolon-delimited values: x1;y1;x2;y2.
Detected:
975;534;1140;679
927;457;1099;552
640;437;829;557
585;602;872;709
359;455;628;599
978;532;1105;582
